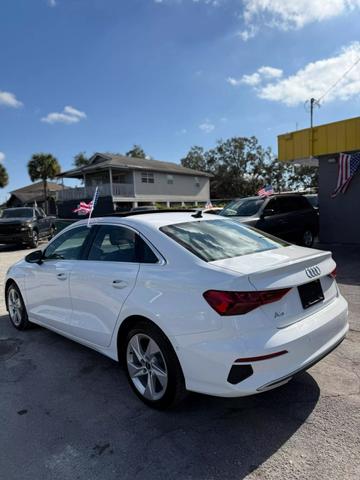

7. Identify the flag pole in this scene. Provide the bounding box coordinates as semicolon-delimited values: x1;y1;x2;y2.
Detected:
87;186;98;228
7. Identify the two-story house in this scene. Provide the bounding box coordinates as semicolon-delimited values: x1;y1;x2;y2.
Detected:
56;153;211;217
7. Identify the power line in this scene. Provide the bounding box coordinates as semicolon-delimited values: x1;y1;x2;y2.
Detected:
317;54;360;103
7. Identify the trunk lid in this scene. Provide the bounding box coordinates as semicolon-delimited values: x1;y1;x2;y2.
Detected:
211;246;338;328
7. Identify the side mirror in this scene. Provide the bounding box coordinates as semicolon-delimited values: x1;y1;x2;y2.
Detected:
25;250;43;264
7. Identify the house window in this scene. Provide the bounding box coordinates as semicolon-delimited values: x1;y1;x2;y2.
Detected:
167;175;174;185
194;177;200;187
141;172;154;184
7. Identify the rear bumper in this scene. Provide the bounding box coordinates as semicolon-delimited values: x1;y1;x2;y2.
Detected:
173;294;349;397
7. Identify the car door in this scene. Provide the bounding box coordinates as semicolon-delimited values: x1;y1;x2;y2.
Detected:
24;225;93;331
256;197;286;237
68;224;142;347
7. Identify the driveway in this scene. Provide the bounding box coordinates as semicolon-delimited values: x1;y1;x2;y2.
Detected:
0;243;359;480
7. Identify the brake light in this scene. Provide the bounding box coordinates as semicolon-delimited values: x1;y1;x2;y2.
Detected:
329;267;337;279
203;288;291;316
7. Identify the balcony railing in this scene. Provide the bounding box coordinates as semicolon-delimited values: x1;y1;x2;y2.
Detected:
57;183;134;201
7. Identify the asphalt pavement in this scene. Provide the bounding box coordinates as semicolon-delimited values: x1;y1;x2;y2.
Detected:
0;242;359;480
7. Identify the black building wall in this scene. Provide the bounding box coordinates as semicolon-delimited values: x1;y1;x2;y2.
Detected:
319;155;360;244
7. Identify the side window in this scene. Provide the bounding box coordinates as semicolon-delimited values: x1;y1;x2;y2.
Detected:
44;226;91;260
88;225;158;263
277;197;296;214
264;198;279;214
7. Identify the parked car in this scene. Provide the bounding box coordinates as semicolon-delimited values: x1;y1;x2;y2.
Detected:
220;193;319;247
0;207;56;248
5;212;348;409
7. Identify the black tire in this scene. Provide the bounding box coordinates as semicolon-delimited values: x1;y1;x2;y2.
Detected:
6;283;31;330
122;321;187;409
301;228;314;247
29;230;39;248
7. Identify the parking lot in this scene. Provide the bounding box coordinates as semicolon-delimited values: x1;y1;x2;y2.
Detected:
0;242;359;480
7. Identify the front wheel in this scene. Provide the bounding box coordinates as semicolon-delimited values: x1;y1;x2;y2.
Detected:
123;322;186;409
48;226;56;240
29;230;39;248
7;283;31;330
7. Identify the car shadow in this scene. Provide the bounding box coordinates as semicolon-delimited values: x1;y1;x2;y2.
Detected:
315;243;360;286
0;315;320;479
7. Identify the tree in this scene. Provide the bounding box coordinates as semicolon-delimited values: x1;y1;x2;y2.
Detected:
181;146;208;172
181;136;318;198
126;145;147;159
73;152;91;168
27;153;61;214
288;164;318;190
0;163;8;189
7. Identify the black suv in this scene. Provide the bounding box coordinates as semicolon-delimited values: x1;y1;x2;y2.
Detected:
220;193;319;247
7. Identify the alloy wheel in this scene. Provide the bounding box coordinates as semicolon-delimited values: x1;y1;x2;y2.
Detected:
8;288;23;327
126;333;168;401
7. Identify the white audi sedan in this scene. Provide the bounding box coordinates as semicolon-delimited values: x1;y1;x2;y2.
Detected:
5;212;348;408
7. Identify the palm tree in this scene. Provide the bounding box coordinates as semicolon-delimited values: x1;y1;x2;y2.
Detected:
27;153;61;214
73;152;91;168
0;163;9;189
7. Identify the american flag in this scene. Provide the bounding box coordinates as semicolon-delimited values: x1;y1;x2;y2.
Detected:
332;152;360;198
257;185;274;197
73;187;99;219
73;201;93;215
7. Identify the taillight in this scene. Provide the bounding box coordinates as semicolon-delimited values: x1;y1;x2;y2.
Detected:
203;288;291;316
329;267;337;279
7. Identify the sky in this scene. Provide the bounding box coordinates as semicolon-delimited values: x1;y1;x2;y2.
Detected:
1;0;360;200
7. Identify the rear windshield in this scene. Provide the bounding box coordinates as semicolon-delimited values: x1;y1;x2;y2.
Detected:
221;198;264;217
160;219;287;262
1;208;33;218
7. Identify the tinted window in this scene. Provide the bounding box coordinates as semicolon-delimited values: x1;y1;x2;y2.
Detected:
44;226;91;260
160;219;287;262
221;198;264;217
2;208;33;218
277;196;309;213
305;195;318;208
88;225;158;263
264;198;279;214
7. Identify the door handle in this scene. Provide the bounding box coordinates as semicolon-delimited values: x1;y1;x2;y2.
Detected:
112;280;128;289
57;272;67;280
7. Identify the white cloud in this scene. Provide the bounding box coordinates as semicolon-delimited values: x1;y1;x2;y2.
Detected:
0;152;5;163
238;43;360;106
41;105;87;124
199;121;215;133
241;0;360;38
48;0;57;6
227;65;282;87
0;90;23;108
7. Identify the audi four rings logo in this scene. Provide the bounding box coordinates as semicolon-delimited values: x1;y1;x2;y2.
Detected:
305;266;321;278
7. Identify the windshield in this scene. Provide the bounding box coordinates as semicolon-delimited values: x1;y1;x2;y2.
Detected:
1;208;34;219
160;219;287;262
221;198;264;217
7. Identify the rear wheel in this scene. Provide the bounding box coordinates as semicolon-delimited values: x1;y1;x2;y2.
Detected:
7;283;31;330
302;228;314;247
123;321;186;409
